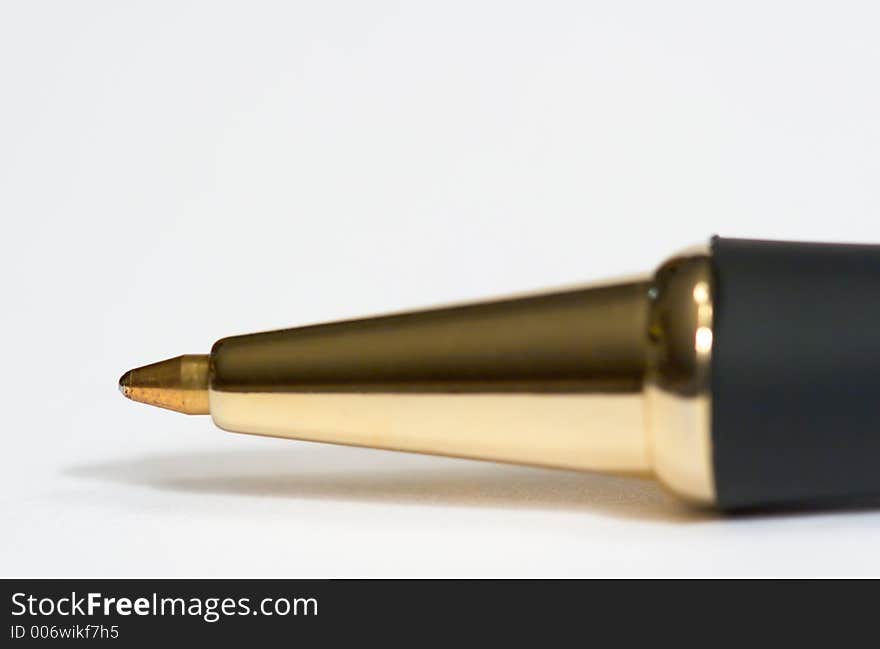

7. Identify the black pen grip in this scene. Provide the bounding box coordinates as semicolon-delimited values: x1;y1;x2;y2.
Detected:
711;237;880;509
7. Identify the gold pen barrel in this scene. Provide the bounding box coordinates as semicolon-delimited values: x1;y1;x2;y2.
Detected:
205;250;715;504
209;279;654;476
121;250;715;504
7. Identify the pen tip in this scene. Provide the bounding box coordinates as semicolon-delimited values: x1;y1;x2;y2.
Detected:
118;370;132;395
118;354;210;415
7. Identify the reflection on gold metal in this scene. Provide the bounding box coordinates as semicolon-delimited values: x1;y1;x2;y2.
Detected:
119;355;210;414
210;392;650;474
118;247;718;505
645;250;715;504
209;279;651;394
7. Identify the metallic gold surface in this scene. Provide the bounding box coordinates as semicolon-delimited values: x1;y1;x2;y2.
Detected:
210;279;650;394
209;392;650;473
208;278;656;478
119;246;718;505
645;251;715;503
119;355;210;414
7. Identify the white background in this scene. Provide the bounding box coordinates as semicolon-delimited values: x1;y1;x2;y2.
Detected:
2;1;879;577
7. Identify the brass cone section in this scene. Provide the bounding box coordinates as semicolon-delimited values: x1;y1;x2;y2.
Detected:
115;251;716;504
119;354;210;414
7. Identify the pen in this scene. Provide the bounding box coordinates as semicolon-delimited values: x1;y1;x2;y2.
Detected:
119;237;880;510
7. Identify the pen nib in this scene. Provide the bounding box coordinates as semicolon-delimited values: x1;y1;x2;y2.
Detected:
118;354;210;415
